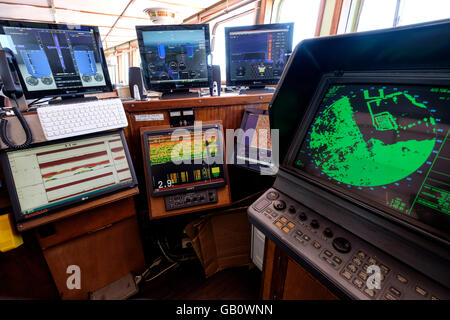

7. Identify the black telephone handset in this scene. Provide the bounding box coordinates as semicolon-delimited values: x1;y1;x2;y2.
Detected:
0;48;23;98
0;48;32;149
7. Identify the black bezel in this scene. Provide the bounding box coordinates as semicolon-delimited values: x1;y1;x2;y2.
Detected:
0;19;113;99
283;71;450;242
0;130;137;224
135;24;212;92
225;22;294;87
142;124;227;197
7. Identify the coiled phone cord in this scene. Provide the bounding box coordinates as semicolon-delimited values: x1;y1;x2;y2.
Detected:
0;93;32;149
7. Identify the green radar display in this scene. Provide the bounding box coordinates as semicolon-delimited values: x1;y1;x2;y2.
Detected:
308;87;436;186
294;83;450;235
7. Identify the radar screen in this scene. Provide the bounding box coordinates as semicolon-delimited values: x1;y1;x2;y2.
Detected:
294;84;450;234
145;125;226;195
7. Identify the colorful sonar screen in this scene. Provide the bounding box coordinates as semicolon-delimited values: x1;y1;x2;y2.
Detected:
294;84;450;234
146;126;226;195
0;25;107;92
4;132;134;221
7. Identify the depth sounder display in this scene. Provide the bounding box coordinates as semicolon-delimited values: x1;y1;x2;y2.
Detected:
294;84;450;233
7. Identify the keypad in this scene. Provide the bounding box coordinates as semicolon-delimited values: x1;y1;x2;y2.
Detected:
255;190;446;301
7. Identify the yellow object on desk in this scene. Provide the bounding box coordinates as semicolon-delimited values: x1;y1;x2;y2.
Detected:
0;214;23;252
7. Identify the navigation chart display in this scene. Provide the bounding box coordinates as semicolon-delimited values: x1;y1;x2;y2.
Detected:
140;28;209;85
4;132;134;221
145;126;226;195
293;83;450;233
0;25;107;91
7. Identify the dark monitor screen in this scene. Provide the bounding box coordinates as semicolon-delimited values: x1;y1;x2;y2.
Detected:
225;23;294;87
136;24;211;92
0;20;112;99
288;76;450;239
143;124;227;196
1;130;137;224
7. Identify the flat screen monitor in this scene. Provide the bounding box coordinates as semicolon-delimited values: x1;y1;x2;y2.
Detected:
0;19;112;99
142;124;227;196
286;74;450;240
136;24;211;93
235;108;273;170
225;23;294;88
1;130;137;223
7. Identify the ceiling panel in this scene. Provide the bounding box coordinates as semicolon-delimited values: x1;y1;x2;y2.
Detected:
0;3;53;21
115;17;151;29
0;0;49;6
55;9;117;26
0;0;224;49
54;0;127;15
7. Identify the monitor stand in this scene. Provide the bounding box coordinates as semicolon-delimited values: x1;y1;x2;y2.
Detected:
239;86;276;95
160;89;200;100
48;94;98;105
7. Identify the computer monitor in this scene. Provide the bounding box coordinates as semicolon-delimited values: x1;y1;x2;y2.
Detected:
142;124;227;196
225;23;294;91
286;73;450;240
1;130;137;223
0;19;112;100
136;24;211;98
235;108;274;171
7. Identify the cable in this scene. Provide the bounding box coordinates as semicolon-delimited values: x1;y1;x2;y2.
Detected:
144;262;179;283
0;93;32;149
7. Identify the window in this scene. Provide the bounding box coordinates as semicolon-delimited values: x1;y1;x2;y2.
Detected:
275;0;322;46
210;3;256;81
397;0;450;26
117;52;129;85
357;0;450;32
357;0;398;32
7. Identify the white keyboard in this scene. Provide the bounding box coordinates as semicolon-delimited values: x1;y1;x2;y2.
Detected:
37;98;128;140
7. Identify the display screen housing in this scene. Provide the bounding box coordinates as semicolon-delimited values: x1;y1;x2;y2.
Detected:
142;124;227;196
0;19;112;99
1;130;137;223
225;23;294;87
136;24;211;92
285;73;450;240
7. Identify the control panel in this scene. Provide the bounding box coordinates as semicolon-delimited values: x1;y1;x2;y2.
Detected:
164;189;218;211
248;188;450;300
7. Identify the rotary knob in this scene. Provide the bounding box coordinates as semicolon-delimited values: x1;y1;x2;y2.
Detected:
266;191;279;200
323;227;333;238
332;237;352;254
310;219;320;229
273;200;286;211
298;211;307;221
288;205;296;214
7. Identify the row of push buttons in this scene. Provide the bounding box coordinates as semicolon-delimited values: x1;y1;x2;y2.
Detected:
320;249;342;269
274;216;296;234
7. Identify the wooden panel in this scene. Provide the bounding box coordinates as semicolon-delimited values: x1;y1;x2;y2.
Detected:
17;187;139;232
282;257;338;300
261;237;277;299
149;184;232;219
43;216;146;300
36;196;138;249
261;239;338;300
124;94;271;206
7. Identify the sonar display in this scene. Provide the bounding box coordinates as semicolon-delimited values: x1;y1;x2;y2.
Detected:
294;84;450;233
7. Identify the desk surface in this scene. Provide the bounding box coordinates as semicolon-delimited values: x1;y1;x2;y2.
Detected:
123;92;273;111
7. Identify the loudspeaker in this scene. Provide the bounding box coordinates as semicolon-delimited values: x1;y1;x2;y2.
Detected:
128;67;147;100
210;65;221;96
